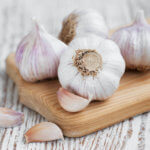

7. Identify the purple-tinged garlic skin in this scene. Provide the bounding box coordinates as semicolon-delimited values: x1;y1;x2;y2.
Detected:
0;107;24;128
25;122;63;143
57;88;90;112
15;18;68;82
112;10;150;71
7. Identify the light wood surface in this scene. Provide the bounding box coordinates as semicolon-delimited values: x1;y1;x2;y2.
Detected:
1;0;150;150
6;53;150;137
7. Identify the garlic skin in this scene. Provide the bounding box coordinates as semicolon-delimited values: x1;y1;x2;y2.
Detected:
0;107;24;128
58;34;125;101
25;122;63;143
15;19;67;82
57;88;90;112
59;9;108;44
112;10;150;71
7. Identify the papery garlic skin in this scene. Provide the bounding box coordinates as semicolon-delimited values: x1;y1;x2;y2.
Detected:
112;10;150;71
0;107;24;128
58;34;125;101
16;19;67;82
59;9;108;44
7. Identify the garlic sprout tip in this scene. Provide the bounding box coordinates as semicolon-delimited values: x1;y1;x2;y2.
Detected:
135;10;147;24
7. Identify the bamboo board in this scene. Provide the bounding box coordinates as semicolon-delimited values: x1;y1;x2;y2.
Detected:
5;53;150;137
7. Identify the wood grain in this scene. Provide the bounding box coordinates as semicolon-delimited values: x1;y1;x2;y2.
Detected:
0;0;150;149
6;53;150;138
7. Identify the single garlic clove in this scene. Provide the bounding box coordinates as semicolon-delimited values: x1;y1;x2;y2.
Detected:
25;122;64;143
15;18;68;82
0;107;24;128
59;9;108;44
111;10;150;71
57;88;91;112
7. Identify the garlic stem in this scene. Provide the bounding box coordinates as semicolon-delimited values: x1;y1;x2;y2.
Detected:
32;17;46;37
134;10;147;25
32;17;39;32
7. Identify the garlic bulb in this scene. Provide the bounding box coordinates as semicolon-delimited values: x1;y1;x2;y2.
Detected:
15;18;67;82
58;34;125;101
59;9;108;44
112;10;150;71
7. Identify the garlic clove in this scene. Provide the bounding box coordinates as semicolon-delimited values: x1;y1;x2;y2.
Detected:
59;9;108;44
0;107;24;128
111;10;150;71
57;88;91;112
15;18;68;82
25;122;64;143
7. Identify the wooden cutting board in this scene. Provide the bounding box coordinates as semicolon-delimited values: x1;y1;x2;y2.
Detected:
6;20;150;137
6;53;150;137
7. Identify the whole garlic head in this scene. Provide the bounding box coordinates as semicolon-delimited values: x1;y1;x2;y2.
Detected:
112;10;150;71
59;9;108;44
15;19;67;82
58;34;125;101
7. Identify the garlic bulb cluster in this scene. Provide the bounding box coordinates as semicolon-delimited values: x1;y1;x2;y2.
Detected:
59;9;108;44
16;19;67;82
112;10;150;71
58;34;125;102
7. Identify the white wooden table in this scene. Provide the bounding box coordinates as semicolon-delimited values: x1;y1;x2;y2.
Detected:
0;0;150;149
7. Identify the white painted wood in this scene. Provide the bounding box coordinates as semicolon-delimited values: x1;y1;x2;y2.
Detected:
0;0;150;149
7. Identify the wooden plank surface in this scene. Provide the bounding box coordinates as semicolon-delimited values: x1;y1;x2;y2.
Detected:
6;53;150;138
0;0;150;149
